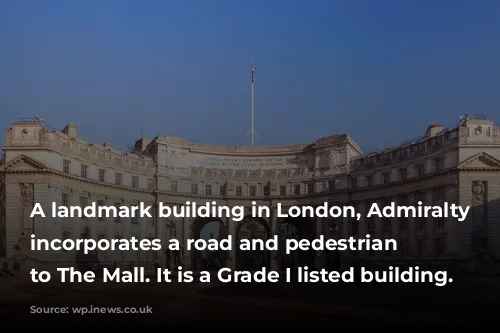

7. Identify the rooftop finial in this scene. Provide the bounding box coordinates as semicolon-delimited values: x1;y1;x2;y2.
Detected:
460;113;471;124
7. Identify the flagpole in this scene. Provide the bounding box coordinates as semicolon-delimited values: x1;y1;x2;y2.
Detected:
251;63;255;146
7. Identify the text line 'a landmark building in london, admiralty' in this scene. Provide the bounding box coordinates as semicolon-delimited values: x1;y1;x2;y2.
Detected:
1;115;500;273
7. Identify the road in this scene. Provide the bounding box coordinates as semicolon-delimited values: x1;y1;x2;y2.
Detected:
0;276;497;328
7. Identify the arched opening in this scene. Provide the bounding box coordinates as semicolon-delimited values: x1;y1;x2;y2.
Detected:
279;223;300;268
278;217;315;270
75;226;98;272
236;217;270;270
164;220;179;268
324;218;342;270
191;217;227;271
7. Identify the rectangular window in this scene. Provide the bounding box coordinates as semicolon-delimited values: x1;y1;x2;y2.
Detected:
328;180;335;192
148;179;155;190
416;164;424;177
249;186;256;196
63;160;70;174
307;183;314;194
98;169;105;182
80;196;88;219
115;173;122;185
114;203;121;223
191;184;198;194
80;165;88;178
382;172;391;185
220;184;226;196
205;185;212;195
62;193;69;207
97;200;105;221
170;181;177;192
279;185;286;196
236;186;242;196
263;185;270;196
132;176;139;188
293;184;300;195
399;168;407;181
365;176;373;187
131;206;139;225
435;158;443;172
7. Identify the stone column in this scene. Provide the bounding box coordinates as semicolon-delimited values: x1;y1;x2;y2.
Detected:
390;197;400;257
157;213;164;264
445;185;457;255
314;216;323;268
374;199;383;259
173;217;181;268
226;216;236;269
20;183;34;235
89;193;98;241
425;189;433;256
121;200;131;262
471;181;487;255
105;195;114;238
48;184;62;242
408;193;417;256
182;217;192;269
270;207;279;270
358;202;367;257
139;211;147;263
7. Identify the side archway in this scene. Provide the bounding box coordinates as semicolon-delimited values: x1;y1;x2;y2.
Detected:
235;216;270;270
278;217;315;269
190;217;227;271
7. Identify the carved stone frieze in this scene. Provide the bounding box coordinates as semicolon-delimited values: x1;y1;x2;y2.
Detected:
475;126;483;136
471;181;486;206
20;183;34;206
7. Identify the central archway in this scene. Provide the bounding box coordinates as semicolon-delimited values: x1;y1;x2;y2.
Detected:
278;217;315;270
191;217;227;271
236;217;270;270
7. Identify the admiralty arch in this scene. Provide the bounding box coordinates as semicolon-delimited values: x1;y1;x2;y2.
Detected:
1;115;500;272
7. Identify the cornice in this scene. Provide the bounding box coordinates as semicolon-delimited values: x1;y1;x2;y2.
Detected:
349;169;457;194
3;164;499;201
3;169;153;195
3;145;155;176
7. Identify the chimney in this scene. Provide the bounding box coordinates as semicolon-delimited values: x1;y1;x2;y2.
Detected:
62;124;78;139
134;138;151;152
425;124;443;137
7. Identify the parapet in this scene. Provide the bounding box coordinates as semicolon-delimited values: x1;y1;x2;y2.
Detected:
425;124;443;137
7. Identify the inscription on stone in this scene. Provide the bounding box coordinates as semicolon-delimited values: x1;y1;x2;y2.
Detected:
196;156;310;168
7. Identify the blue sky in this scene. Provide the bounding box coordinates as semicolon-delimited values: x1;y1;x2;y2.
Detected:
1;1;499;152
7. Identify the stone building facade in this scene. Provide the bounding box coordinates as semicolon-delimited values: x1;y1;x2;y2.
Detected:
0;116;499;271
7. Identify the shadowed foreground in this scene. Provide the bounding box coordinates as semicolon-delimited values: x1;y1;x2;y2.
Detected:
1;274;498;328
